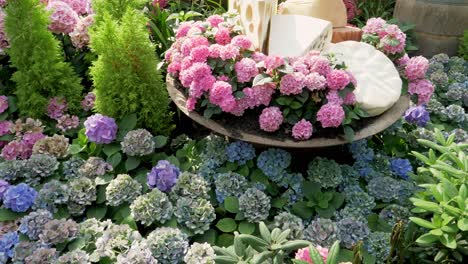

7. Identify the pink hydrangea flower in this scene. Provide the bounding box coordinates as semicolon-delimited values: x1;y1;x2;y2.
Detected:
317;103;345;128
346;71;357;86
292;119;313;140
190;46;210;62
405;56;429;81
408;79;434;105
0;95;8;113
1;141;27;160
153;0;168;9
305;72;326;91
326;90;344;105
343;92;356;105
168;61;181;75
208;44;223;58
381;25;406;54
209;81;236;112
176;22;192;38
251;52;267;62
397;53;410;66
56;114;80;132
181;36;210;56
47;1;80;34
180;57;193;71
259;107;283;132
59;0;91;16
0;10;9;51
22;132;46;148
264;55;284;72
327;70;350;90
243;83;276;108
362;17;387;36
0;0;7;8
292;59;310;75
235;58;258;83
218;75;230;82
81;92;95;111
47;97;68;120
180;62;212;88
69;14;94;49
207;15;224;28
308;56;332;76
215;27;231;45
280;72;305;95
186;97;197;111
343;0;360;22
220;44;240;60
295;246;329;263
0;121;12;137
189;75;216;98
231;35;252;49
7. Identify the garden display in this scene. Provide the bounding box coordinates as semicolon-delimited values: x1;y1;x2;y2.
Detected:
0;0;466;264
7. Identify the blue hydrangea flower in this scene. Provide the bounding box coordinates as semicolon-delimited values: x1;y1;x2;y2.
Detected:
344;186;376;216
390;159;413;180
349;140;374;162
214;172;248;203
365;232;391;264
257;149;291;182
147;160;180;192
0;179;10;200
0;232;19;261
404;106;430;127
3;183;38;212
337;218;370;249
225;141;255;165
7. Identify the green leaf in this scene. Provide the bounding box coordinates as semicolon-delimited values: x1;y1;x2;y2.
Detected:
69;144;85;155
316;207;336;218
458;218;468;231
302;181;321;201
290;101;302;109
166;155;180;167
271;197;288;209
278;240;311;251
193;229;216;245
440;234;457;249
327;241;341;264
224;196;240;213
238;221;256;235
253;73;273;86
276;96;294;106
154;135;168;148
416;233;439;244
252;251;274;264
234;236;246;257
238;234;269;252
67;237;85;251
217;234;235;247
410;217;438;229
237;165;249;177
125;156;140;171
96;185;107;204
292;201;314;219
102;144;121;157
216;218;237;232
308;245;326;264
117;113;137;140
95;174;114;185
0;208;26;221
330;192;345;208
343;126;355;142
259;222;271;243
86;205;107;220
107;152;122;168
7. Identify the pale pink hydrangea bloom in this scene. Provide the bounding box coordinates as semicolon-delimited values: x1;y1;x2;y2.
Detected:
362;17;387;36
305;72;326;91
167;61;181;75
235;58;258;83
292;59;310;75
190;75;216;98
308;56;332;76
186;97;197;111
0;121;12;137
207;15;224;28
218;75;230;82
181;36;210;56
220;44;240;60
1;141;29;160
81;92;95;111
47;1;80;34
343;92;356;105
190;46;210;62
231;35;252;50
209;81;236;112
251;52;267;62
292;119;313;140
59;0;91;15
317;103;345;128
0;10;9;51
176;22;193;38
397;53;410;66
280;72;305;95
47;97;68;120
180;62;212;88
326;90;344;105
326;70;350;90
180;56;193;71
22;132;46;148
242;83;276;108
56;114;80;132
408;79;434;105
215;27;231;45
405;56;429;81
0;0;7;7
343;0;360;22
208;44;223;58
186;26;203;37
259;106;283;132
295;246;329;263
381;25;406;54
264;55;284;73
0;95;8;113
69;14;94;49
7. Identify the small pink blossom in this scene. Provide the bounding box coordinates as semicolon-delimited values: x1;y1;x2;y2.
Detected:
235;58;258;83
397;53;410;66
405;56;429;81
208;44;223;58
344;0;360;22
343;92;356;105
220;44;240;60
176;22;192;38
326;90;344;105
346;71;357;86
207;15;224;28
56;114;80;132
408;79;434;105
292;59;310;75
60;0;92;16
259;107;283;132
264;55;284;72
381;25;406;54
308;56;332;76
292;119;313;140
295;246;328;263
243;83;276;108
190;46;210;62
280;73;305;95
22;132;46;148
1;141;28;160
0;121;12;137
186;97;197;111
181;36;210;56
218;75;230;82
215;27;231;45
189;75;216;98
363;17;387;36
168;62;181;75
180;57;194;71
251;52;267;62
305;72;326;91
231;35;252;49
47;97;68;120
0;95;8;113
317;103;345;128
47;1;80;34
209;81;236;112
327;70;350;90
0;10;9;50
69;14;94;49
153;0;168;9
81;92;95;111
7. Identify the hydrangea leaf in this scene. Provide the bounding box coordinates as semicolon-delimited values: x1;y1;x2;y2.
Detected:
125;156;140;171
238;221;256;235
193;229;216;245
224;196;240;213
216;218;237;233
117;113;137;141
107;152;122;168
154;135;168;148
86;205;107;220
292;201;314;219
103;144;121;157
0;208;26;221
217;233;235;247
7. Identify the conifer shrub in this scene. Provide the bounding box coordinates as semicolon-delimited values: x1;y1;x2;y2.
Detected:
89;7;173;135
4;0;83;118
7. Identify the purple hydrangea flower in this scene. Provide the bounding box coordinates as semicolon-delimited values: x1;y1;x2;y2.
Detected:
84;114;118;144
390;159;413;180
147;160;181;192
47;97;68;120
0;232;19;260
3;183;38;212
81;92;96;111
0;95;8;114
404;106;430;127
0;179;9;200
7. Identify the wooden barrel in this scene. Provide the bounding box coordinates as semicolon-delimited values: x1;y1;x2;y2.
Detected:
394;0;468;57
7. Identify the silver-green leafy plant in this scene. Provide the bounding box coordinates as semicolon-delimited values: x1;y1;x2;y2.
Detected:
213;222;313;264
409;129;468;263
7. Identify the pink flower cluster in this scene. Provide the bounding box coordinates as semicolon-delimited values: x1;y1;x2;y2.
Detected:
153;0;168;9
235;58;258;83
57;114;80;132
1;130;45;160
292;119;313;140
405;56;433;105
0;121;12;137
343;0;361;22
47;97;68;120
295;245;329;264
69;14;94;49
81;92;95;111
317;103;346;128
362;18;406;55
0;95;9;114
59;0;92;16
259;107;283;132
0;0;7;8
47;1;80;34
0;9;9;51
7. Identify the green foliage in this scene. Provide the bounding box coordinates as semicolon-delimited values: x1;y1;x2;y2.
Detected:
459;30;468;60
409;129;468;263
89;8;173;135
352;0;396;27
92;0;148;24
292;181;345;219
4;0;83;118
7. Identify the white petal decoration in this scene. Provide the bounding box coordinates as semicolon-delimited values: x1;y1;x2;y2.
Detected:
326;41;402;116
268;15;332;57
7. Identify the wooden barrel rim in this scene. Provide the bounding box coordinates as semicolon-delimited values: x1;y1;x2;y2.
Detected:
167;75;410;148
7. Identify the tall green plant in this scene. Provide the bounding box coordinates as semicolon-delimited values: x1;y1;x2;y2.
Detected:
409;129;468;263
4;0;83;118
459;30;468;60
92;0;148;23
89;8;173;135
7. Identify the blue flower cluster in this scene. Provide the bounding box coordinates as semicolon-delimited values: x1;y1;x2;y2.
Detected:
0;232;19;263
3;183;38;212
214;172;249;203
390;158;413;180
257;149;291;182
225;141;255;165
